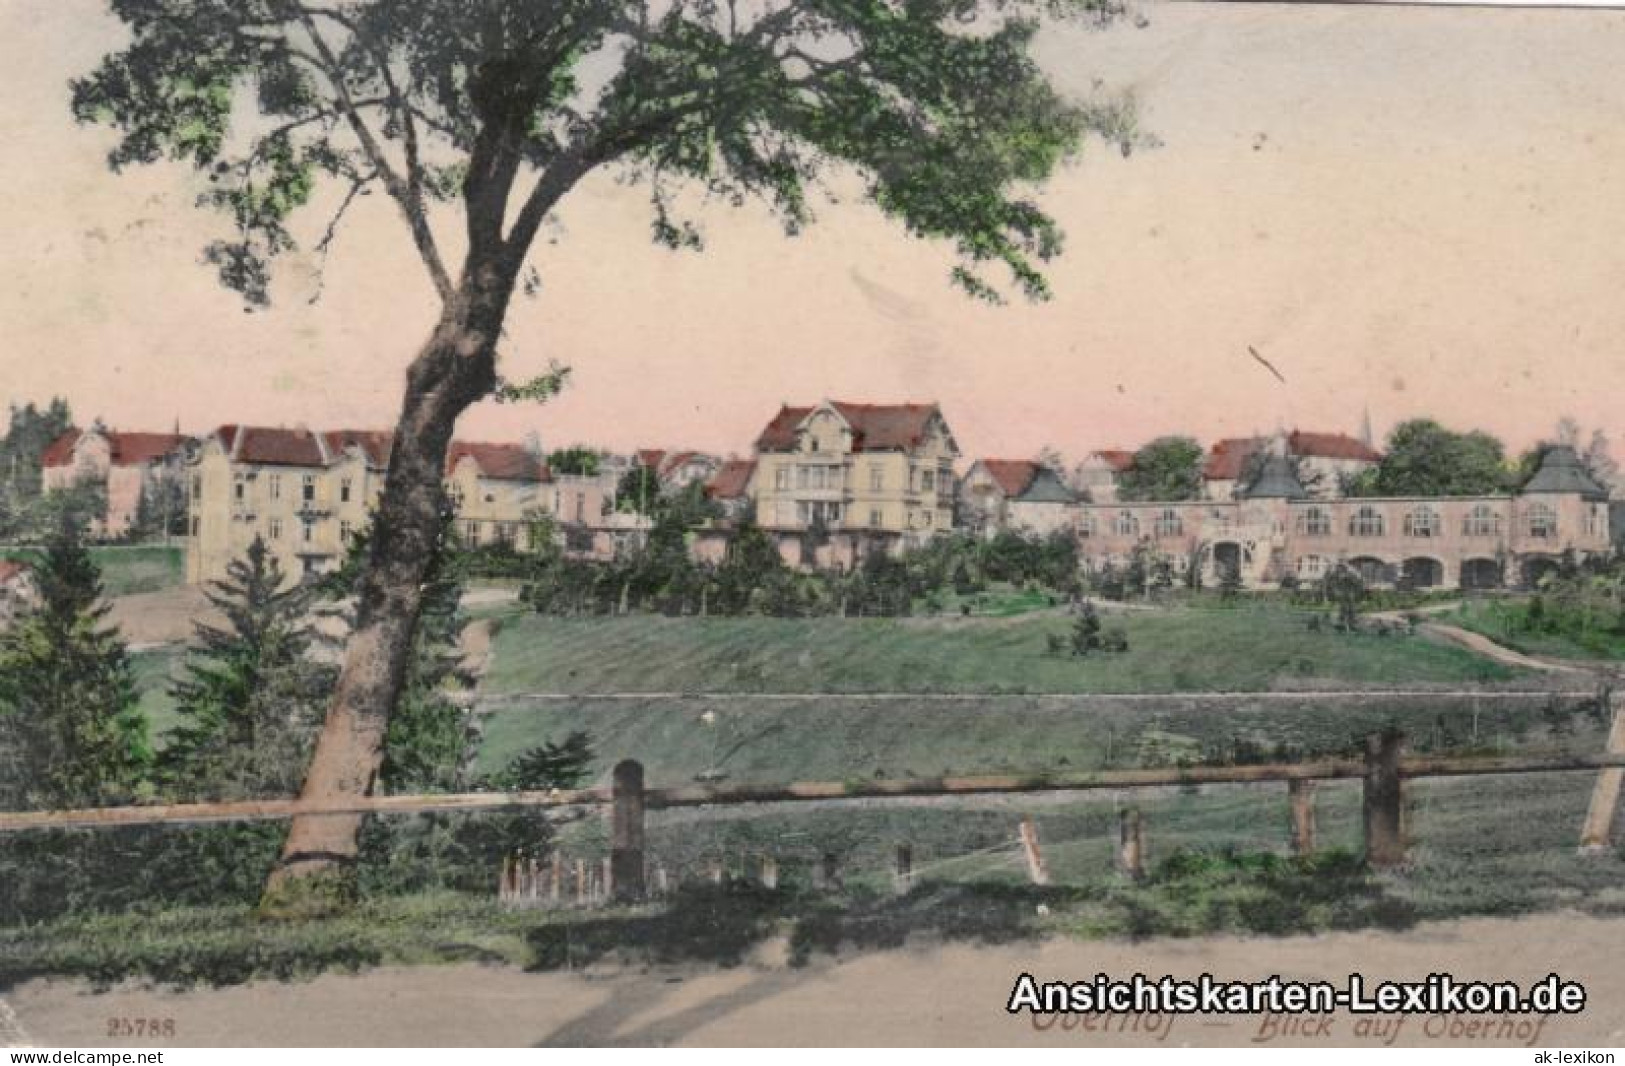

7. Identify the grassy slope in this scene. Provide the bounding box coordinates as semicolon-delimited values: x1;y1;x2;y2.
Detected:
1450;598;1625;662
473;691;1608;782
2;544;185;597
481;608;1521;697
131;648;183;743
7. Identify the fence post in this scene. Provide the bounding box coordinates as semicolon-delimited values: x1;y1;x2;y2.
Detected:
1580;691;1625;855
1117;808;1145;880
610;759;647;901
499;854;514;903
759;855;779;890
1019;817;1051;885
893;844;913;894
1363;729;1406;869
654;864;670;896
550;853;564;905
1288;779;1317;857
574;858;587;904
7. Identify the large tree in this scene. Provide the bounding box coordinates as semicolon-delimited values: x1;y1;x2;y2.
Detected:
1351;419;1509;498
1116;435;1203;502
74;0;1130;900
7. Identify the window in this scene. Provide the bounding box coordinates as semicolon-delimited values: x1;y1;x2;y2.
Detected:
191;475;201;499
1350;505;1385;537
1403;506;1439;538
869;508;883;527
774;466;790;491
1296;554;1327;579
1078;512;1096;539
1154;508;1182;538
1463;504;1502;537
233;476;245;502
922;470;935;491
340;478;352;503
340;520;352;542
190;516;200;536
269;474;282;500
302;474;316;503
810;436;821;452
269;518;283;540
575;492;586;522
301;518;314;543
869;464;883;492
1295;507;1331;536
464;520;481;545
796;465;810;490
924;510;934;527
1586;505;1603;538
496;522;516;545
1113;510;1139;537
1525;502;1557;539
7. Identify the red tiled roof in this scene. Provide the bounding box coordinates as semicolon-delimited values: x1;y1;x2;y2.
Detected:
706;459;757;500
446;441;550;482
1286;430;1381;463
636;449;667;471
323;429;394;470
1090;449;1136;473
42;428;185;468
1203;437;1266;481
754;402;944;453
40;429;82;468
217;425;328;467
977;459;1041;498
0;560;27;583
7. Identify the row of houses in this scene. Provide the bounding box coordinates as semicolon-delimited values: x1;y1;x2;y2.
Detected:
36;400;1617;591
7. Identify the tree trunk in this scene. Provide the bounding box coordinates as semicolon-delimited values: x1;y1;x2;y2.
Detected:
263;271;506;907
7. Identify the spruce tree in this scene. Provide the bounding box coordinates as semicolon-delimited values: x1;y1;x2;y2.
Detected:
162;536;330;798
0;510;148;807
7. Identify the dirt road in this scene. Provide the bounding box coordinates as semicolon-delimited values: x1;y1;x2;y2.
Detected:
8;913;1625;1047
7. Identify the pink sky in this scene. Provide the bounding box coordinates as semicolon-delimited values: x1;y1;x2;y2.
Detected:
4;2;1625;463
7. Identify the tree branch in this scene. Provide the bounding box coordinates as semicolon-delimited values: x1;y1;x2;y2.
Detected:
295;8;454;301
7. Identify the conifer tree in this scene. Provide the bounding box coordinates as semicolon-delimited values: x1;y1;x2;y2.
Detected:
0;510;148;807
162;536;330;799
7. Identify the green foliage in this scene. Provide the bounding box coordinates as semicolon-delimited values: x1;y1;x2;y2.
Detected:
1070;600;1102;655
546;445;602;477
74;0;1131;312
0;398;74;540
161;536;331;799
1322;564;1366;631
485;731;595;791
131;466;189;540
1117;436;1205;502
1352;419;1511;497
0;512;149;808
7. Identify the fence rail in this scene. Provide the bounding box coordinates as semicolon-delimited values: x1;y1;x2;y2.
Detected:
3;749;1624;832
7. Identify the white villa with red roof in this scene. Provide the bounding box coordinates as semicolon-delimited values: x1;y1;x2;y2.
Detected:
41;423;189;538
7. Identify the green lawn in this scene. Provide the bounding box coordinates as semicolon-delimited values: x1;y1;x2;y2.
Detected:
481;607;1522;698
472;690;1608;784
131;648;184;743
2;544;185;597
1451;598;1625;662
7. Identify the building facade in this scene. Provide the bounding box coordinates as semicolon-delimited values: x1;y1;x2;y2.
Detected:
42;424;189;538
1073;446;1610;590
749;400;960;565
960;459;1077;537
186;425;606;584
1203;429;1381;500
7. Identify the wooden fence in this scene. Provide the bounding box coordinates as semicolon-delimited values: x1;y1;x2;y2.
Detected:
2;728;1622;907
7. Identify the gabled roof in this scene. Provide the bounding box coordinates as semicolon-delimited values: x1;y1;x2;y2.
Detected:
973;459;1076;504
216;424;329;467
706;459;757;500
41;427;186;468
1087;449;1136;473
1203;437;1266;481
1286;430;1381;463
40;429;81;468
1522;445;1608;500
754;401;952;454
636;448;667;471
324;429;394;470
446;441;550;482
